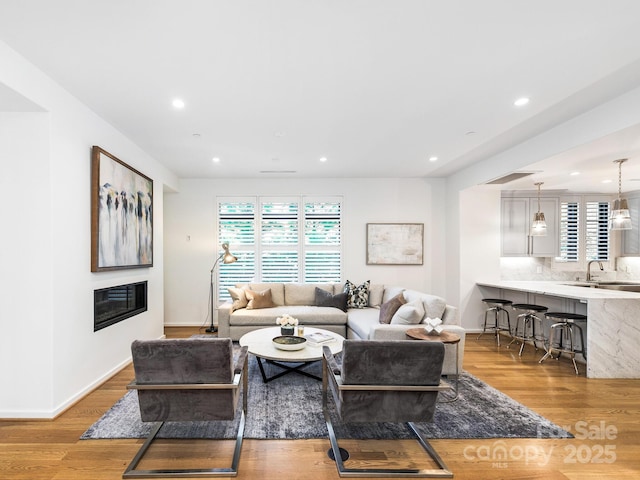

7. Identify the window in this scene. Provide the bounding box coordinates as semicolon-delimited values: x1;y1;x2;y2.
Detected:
559;202;579;262
585;201;609;261
558;198;609;264
217;196;342;299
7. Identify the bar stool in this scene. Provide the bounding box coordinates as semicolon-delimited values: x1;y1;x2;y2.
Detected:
539;312;587;375
477;298;512;346
507;303;548;356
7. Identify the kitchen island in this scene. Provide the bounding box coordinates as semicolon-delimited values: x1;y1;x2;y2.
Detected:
477;281;640;379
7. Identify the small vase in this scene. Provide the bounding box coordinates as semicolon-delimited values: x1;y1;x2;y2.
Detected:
281;326;295;336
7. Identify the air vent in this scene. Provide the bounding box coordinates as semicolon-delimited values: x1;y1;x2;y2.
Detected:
485;171;536;185
259;170;297;174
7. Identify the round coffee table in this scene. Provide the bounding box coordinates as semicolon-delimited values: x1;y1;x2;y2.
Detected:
239;326;345;383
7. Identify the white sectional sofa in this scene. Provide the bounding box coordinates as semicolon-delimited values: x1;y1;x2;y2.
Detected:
217;282;465;375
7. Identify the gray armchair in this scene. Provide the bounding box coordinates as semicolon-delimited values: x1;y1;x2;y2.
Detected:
124;338;248;478
322;340;453;478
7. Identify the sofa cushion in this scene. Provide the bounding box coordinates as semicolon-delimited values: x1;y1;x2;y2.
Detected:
229;306;347;325
421;295;446;322
403;289;447;321
390;299;425;325
286;283;333;305
382;286;405;303
227;287;248;312
345;307;380;339
378;293;406;324
245;288;276;309
344;280;370;308
368;284;384;307
315;287;348;312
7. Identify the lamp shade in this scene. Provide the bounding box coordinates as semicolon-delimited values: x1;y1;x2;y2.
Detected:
609;198;632;230
221;242;238;264
531;212;547;236
610;159;632;231
531;182;547;236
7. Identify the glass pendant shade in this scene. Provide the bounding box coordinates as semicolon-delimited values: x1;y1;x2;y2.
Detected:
609;159;632;231
531;182;547;236
531;211;547;236
609;198;632;230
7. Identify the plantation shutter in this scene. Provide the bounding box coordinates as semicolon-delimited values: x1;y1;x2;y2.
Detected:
559;201;579;262
261;199;299;282
218;200;256;300
216;196;343;298
585;201;609;261
304;199;342;283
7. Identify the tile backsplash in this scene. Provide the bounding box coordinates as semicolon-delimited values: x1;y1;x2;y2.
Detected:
500;256;640;282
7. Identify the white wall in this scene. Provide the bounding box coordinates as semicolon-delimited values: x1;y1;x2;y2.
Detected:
164;177;446;326
0;112;53;412
458;186;502;331
0;40;178;417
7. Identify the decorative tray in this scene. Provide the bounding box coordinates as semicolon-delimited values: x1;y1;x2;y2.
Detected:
272;335;307;351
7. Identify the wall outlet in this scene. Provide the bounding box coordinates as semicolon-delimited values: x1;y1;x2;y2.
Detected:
536;266;543;274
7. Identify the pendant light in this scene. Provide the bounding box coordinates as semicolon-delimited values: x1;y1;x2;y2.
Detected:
609;159;632;230
531;182;547;236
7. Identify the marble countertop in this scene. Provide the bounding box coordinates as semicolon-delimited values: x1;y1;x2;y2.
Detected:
476;280;640;300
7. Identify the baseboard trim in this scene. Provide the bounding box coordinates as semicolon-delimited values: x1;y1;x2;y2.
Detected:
164;323;208;327
0;334;167;420
0;357;131;420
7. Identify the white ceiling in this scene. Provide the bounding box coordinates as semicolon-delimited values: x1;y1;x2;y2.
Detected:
3;0;640;192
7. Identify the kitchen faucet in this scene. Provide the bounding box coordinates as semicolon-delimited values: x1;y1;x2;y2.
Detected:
586;260;604;281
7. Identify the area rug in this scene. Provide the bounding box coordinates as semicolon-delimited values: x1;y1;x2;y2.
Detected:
81;357;571;440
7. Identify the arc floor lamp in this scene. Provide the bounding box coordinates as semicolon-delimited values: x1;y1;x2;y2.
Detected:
206;242;237;333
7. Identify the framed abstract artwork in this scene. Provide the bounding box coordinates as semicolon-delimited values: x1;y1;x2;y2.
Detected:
91;146;153;271
366;223;424;265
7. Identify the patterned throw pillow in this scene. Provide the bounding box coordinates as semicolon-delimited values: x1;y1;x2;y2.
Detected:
344;280;370;309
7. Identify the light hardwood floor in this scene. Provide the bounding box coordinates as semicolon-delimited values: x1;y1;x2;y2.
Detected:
1;326;639;479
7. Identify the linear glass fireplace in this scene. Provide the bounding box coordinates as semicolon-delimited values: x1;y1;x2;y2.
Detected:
94;281;147;332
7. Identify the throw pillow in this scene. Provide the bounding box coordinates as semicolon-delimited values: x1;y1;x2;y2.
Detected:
227;286;248;312
344;279;370;309
390;299;426;325
245;288;275;309
314;287;348;312
368;284;384;307
420;294;447;322
378;293;406;324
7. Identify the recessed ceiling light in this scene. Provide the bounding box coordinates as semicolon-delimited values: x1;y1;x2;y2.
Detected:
570;171;580;176
429;156;438;162
172;98;185;109
602;179;613;184
212;157;220;163
514;97;530;107
319;157;328;162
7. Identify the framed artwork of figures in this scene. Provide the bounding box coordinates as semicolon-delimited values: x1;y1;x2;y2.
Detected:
91;146;153;271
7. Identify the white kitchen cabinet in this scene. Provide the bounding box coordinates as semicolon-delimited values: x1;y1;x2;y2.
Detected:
621;195;640;255
501;197;559;257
